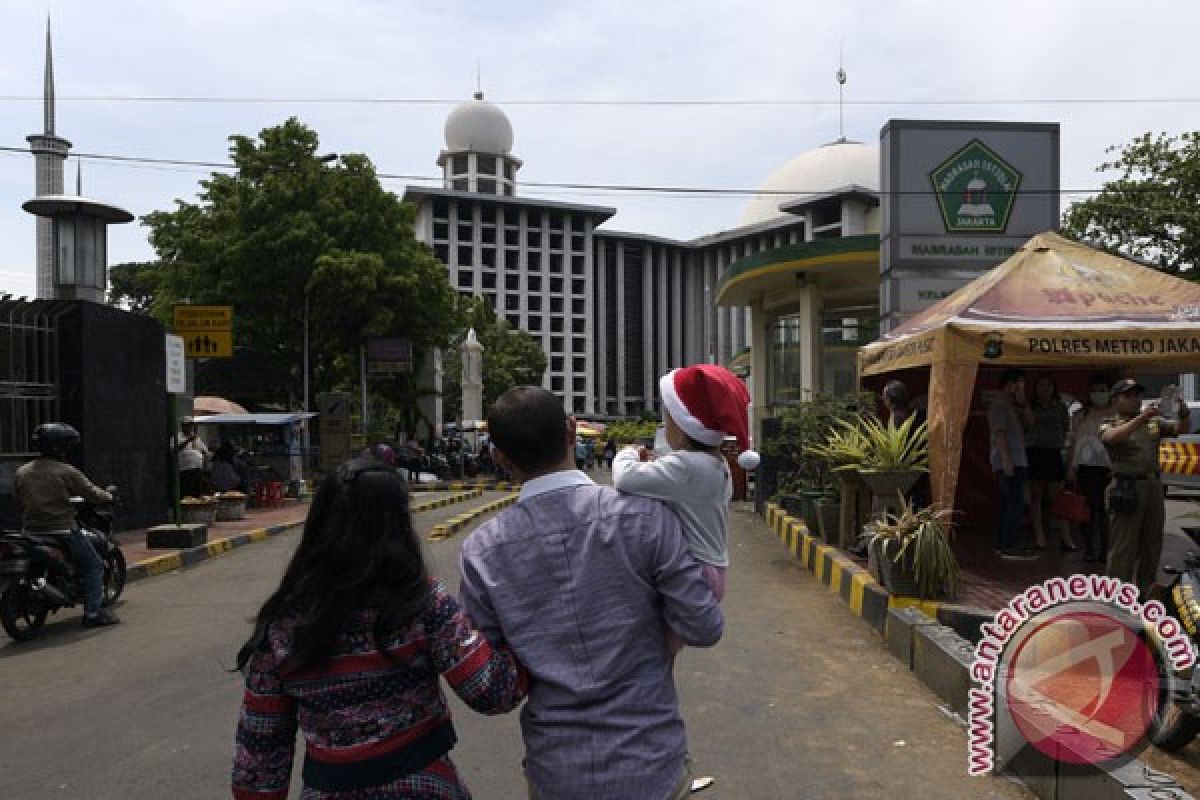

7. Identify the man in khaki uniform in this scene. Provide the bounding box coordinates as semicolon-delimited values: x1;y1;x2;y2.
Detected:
1100;378;1190;593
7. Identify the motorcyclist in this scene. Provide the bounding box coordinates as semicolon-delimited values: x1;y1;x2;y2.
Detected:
13;423;119;628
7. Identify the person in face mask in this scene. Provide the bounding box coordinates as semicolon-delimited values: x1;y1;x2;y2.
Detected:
1066;376;1114;564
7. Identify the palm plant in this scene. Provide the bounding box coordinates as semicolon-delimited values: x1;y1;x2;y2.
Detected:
869;497;959;599
858;414;929;472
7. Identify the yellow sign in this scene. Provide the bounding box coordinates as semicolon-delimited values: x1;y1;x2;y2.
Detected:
1161;441;1200;476
181;330;233;358
174;305;232;331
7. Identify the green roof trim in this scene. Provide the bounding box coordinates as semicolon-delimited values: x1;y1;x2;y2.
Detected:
716;233;881;295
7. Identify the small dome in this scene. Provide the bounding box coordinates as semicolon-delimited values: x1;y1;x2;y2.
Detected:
444;91;514;155
737;140;879;228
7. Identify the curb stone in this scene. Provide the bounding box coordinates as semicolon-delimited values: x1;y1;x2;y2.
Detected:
761;502;1196;799
428;493;520;542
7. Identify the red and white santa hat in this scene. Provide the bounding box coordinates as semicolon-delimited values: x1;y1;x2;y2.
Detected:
659;364;760;470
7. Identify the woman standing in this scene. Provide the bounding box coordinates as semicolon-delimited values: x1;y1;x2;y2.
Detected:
1066;377;1114;564
232;458;527;799
1026;376;1076;551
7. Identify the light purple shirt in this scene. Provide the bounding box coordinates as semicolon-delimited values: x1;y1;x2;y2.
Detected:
459;470;724;800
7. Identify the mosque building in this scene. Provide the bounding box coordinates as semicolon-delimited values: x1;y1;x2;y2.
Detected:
405;94;882;437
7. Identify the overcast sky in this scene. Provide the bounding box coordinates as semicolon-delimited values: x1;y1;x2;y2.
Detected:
2;0;1199;298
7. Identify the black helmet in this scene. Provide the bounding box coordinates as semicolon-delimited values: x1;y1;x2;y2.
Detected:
32;422;80;458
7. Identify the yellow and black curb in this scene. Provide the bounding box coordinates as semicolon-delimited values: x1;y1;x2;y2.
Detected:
411;489;483;513
126;520;306;584
410;480;521;493
428;493;520;542
764;502;1193;798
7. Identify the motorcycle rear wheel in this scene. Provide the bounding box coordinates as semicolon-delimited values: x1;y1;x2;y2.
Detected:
0;587;49;642
102;548;127;606
1151;690;1200;751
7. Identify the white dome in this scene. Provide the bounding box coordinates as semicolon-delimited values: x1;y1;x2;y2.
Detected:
444;92;514;154
737;140;879;228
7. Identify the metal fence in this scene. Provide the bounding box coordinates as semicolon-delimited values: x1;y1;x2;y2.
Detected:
0;295;70;456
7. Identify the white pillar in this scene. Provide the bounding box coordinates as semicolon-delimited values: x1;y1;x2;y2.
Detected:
798;284;821;397
750;297;769;449
642;244;654;412
616;243;627;412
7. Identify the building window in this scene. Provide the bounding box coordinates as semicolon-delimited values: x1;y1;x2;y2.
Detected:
433;200;450;220
481;227;496;244
571;233;585;250
572;279;585;295
573;377;586;393
478;155;497;175
457;246;472;266
507;314;521;328
505;228;519;246
434;244;449;263
478;179;496;194
572;255;586;275
549;233;564;250
573;398;586;414
528;275;542;292
551;336;565;353
529;252;542;270
550;297;563;313
452;178;468;191
551;376;564;392
551;317;564;332
551;356;564;372
452;155;468;174
528;296;542;312
481;272;497;289
572;298;585;315
458;223;473;241
550;277;563;293
549;213;564;231
483;292;497;309
571;318;585;334
527;230;542;248
549;254;563;273
480;248;496;268
433;222;449;240
506;274;519;291
572;336;587;354
504;162;515;180
573;357;586;373
527;316;543;332
505;294;520;311
457;271;474;288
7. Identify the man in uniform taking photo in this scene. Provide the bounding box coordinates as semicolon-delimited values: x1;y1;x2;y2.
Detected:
1100;378;1190;597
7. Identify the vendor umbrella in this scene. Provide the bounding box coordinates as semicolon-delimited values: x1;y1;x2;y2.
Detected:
193;396;248;416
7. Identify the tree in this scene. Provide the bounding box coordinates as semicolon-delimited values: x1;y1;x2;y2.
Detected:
441;296;548;422
107;261;161;313
141;117;462;406
1062;131;1200;276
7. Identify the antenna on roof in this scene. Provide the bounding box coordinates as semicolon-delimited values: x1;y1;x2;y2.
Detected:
75;159;82;196
836;45;847;143
474;62;483;101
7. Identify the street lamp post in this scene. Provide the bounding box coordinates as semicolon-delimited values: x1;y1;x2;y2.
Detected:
301;152;337;474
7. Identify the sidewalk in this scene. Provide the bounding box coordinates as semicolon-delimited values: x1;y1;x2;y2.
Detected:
115;500;309;568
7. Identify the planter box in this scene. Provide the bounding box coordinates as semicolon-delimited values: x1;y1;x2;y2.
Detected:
216;497;247;521
147;523;208;549
815;499;840;543
858;469;921;500
870;537;921;597
180;502;218;526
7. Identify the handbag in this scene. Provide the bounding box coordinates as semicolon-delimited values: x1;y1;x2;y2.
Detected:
1051;487;1091;523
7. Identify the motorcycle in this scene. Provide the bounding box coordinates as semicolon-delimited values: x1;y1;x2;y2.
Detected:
0;495;127;641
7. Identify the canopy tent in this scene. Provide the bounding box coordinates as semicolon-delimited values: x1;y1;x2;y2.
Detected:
194;412;317;426
859;231;1200;511
576;421;607;438
193;396;248;416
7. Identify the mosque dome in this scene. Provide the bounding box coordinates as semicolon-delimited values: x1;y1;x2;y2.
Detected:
444;91;514;155
736;140;879;228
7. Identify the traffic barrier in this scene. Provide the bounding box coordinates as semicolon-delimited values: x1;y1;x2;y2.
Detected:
411;489;483;514
127;519;304;584
427;493;520;542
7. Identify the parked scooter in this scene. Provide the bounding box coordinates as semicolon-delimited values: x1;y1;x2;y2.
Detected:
0;495;127;641
1148;527;1200;749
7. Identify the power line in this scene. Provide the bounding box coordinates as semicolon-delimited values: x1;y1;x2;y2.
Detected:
2;143;1194;200
2;94;1200;107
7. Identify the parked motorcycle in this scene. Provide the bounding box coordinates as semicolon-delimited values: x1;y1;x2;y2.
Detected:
1147;526;1200;749
0;495;127;641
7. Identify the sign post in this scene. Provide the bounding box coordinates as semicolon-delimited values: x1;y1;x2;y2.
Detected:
164;334;186;525
173;305;234;358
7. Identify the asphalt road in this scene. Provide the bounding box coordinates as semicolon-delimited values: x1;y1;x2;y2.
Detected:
0;490;1031;799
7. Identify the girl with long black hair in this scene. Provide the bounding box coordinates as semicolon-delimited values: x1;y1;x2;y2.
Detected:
232;458;527;799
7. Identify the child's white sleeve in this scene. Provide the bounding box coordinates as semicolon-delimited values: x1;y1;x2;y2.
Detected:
612;448;687;502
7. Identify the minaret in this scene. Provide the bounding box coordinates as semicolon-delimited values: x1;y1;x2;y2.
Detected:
26;18;72;299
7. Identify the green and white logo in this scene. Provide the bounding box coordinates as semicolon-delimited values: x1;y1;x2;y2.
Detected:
930;140;1022;233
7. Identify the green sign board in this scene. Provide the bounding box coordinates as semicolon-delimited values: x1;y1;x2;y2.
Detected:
929;139;1022;233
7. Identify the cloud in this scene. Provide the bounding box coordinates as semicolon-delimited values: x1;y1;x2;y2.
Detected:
1;0;1198;293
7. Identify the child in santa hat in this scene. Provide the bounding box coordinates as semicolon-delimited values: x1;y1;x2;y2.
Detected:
612;364;759;654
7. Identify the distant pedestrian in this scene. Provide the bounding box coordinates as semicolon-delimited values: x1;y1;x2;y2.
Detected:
1066;375;1114;564
574;437;587;470
232;457;527;799
174;419;211;498
604;438;617;469
1101;378;1190;595
1026;376;1075;551
989;369;1036;560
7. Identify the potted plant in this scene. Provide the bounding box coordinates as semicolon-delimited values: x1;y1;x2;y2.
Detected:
868;499;959;600
856;414;929;505
181;495;218;526
810;421;872;548
215;491;248;521
814;483;841;543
